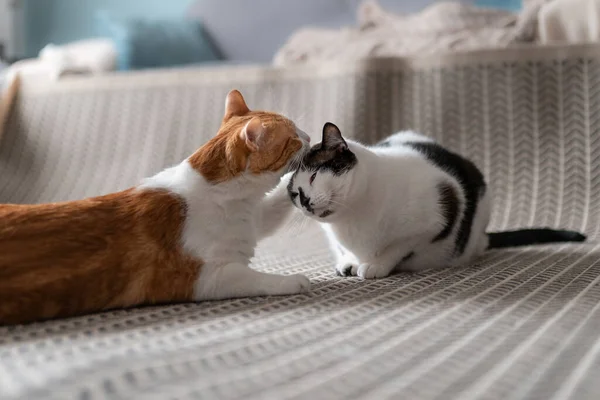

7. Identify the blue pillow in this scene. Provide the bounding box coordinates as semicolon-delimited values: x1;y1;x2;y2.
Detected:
95;12;222;71
474;0;522;11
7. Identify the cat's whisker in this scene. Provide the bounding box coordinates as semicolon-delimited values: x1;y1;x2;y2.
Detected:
299;214;311;233
327;199;354;213
328;199;349;208
292;107;315;137
282;211;305;235
292;109;309;126
266;84;275;109
299;157;308;172
293;218;310;236
283;208;310;235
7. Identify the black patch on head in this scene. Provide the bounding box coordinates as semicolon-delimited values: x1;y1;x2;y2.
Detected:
404;141;486;256
297;187;313;213
433;182;460;243
301;122;357;175
301;145;358;175
320;209;334;218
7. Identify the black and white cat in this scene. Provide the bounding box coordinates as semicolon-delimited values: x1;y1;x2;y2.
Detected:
286;122;586;279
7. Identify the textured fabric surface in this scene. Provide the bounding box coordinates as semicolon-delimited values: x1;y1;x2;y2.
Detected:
2;44;600;399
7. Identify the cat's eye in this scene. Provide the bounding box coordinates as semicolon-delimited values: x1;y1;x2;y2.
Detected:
309;172;317;185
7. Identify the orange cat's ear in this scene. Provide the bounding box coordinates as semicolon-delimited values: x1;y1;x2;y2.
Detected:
240;117;265;153
224;89;250;120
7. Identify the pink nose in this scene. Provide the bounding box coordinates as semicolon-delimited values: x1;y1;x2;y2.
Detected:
297;129;311;143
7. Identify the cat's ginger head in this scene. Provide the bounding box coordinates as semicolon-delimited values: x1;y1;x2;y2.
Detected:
190;90;310;183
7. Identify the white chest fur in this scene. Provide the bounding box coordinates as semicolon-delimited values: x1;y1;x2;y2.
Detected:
140;160;261;265
140;159;310;300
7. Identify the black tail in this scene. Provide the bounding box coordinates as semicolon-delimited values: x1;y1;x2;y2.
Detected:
487;228;587;249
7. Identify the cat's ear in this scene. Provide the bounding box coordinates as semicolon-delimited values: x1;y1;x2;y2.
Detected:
224;89;250;120
240;117;265;152
322;122;348;152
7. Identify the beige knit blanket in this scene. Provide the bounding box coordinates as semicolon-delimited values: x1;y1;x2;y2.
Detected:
538;0;600;43
274;0;544;66
274;0;575;66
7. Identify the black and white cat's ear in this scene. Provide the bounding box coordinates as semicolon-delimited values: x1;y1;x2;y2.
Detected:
322;122;348;152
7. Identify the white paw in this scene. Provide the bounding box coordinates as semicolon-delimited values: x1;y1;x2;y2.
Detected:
335;260;359;277
277;274;311;295
357;263;390;279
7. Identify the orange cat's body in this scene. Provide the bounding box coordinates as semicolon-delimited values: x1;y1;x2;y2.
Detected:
0;189;198;324
0;90;311;325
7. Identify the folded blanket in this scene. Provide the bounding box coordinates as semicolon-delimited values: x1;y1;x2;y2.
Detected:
538;0;600;44
274;0;547;66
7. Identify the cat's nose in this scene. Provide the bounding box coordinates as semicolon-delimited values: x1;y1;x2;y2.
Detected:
297;128;311;143
298;188;313;212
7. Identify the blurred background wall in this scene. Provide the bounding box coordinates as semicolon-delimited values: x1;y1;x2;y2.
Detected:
23;0;194;58
20;0;520;60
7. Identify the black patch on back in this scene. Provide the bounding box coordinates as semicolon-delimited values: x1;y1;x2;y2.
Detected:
401;251;415;262
405;141;486;255
301;142;358;175
433;182;460;243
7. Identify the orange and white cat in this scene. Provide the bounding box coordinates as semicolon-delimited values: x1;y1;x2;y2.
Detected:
0;90;311;325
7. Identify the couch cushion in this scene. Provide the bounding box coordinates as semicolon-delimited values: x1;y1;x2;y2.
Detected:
95;12;222;70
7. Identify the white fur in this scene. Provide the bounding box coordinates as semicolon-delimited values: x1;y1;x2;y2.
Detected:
289;131;491;279
140;134;310;300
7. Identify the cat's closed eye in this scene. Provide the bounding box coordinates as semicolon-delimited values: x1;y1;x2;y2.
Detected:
309;172;317;185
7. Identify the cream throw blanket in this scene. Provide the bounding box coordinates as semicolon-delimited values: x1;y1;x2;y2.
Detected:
538;0;600;43
274;0;598;66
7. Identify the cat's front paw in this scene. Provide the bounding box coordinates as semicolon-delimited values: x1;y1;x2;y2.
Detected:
358;263;391;279
335;261;359;277
277;274;311;294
